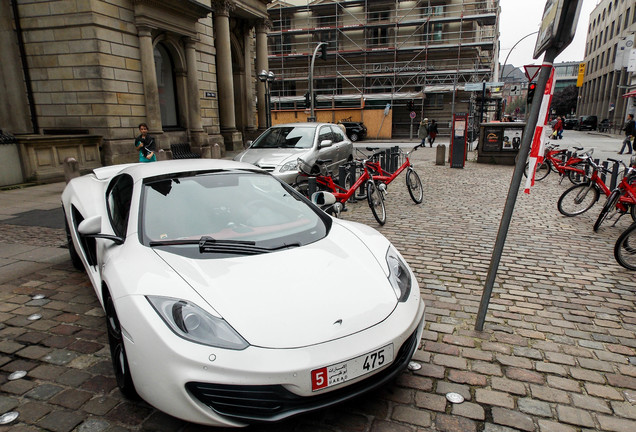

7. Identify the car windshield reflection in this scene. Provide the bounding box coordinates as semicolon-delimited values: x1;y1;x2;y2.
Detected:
141;172;327;253
250;126;315;149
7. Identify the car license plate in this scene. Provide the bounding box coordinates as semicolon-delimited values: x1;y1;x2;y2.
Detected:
311;344;394;391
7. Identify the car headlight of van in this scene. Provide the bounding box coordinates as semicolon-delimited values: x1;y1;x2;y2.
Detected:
386;247;411;302
147;296;248;350
280;160;299;172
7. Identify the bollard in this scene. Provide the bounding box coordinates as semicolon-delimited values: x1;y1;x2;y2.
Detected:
212;143;221;159
63;157;80;183
435;144;446;166
201;145;211;159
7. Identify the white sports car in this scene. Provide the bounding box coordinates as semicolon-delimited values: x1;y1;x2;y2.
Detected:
61;159;425;427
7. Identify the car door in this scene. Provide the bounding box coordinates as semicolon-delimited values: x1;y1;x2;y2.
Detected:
316;125;339;173
330;125;352;165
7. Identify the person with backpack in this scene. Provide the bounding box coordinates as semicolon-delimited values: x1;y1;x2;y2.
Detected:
427;119;438;147
418;118;429;146
618;114;635;155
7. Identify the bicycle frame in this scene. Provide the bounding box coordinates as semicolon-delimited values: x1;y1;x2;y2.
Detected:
544;148;586;177
363;145;422;185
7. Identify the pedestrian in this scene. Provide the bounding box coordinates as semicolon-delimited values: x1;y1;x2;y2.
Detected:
555;116;564;139
619;114;635;155
135;123;157;162
418;118;429;146
427;119;438;147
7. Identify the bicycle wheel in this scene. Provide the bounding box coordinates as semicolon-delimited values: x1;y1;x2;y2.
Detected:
291;179;310;198
406;168;423;204
567;164;587;185
614;223;636;270
524;160;550;180
367;181;386;225
344;167;367;201
631;204;636;222
594;189;622;232
557;182;600;217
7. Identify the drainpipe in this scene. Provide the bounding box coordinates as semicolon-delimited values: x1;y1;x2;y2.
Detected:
11;0;38;134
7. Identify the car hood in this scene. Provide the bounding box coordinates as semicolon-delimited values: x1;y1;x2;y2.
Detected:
233;148;312;169
153;225;397;349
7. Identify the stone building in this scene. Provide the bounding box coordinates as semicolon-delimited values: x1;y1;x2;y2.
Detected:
576;0;636;131
0;0;271;185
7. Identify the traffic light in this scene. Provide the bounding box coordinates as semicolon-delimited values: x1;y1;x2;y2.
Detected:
319;43;327;60
304;92;310;108
527;82;537;105
407;100;414;112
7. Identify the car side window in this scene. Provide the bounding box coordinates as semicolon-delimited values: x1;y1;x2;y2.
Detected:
106;174;134;237
318;126;333;144
330;125;345;143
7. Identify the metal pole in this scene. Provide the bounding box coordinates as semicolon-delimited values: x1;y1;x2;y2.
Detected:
480;81;486;123
475;47;558;332
309;42;326;122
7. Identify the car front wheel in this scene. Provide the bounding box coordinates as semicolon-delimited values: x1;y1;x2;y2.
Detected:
350;133;359;142
105;291;138;399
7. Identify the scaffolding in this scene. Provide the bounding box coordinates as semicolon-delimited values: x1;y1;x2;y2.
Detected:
267;0;499;120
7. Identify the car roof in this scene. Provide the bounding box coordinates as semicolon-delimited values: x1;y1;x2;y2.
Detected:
270;122;337;128
92;159;264;181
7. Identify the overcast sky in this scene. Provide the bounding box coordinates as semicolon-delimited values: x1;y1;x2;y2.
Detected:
499;0;601;68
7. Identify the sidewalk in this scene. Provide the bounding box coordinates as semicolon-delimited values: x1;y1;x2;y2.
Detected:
0;147;635;431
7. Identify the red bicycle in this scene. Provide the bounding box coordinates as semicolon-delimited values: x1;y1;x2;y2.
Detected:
524;144;589;184
292;158;387;225
594;162;636;232
557;157;636;218
360;145;425;204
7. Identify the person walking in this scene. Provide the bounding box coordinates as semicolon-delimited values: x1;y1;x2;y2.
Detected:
619;114;635;155
427;119;438;147
554;116;564;139
135;123;157;162
418;118;429;146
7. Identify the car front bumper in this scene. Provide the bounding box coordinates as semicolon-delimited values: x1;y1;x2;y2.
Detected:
116;294;425;427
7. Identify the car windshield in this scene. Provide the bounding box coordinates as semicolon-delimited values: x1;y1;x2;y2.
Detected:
250;126;315;149
140;171;328;255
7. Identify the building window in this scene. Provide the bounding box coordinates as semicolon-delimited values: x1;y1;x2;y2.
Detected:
368;9;390;47
424;93;444;110
626;9;630;28
316;15;337;48
154;43;179;127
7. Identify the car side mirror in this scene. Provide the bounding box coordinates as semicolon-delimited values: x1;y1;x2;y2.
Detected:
311;191;336;206
319;139;333;149
245;140;253;149
77;215;124;245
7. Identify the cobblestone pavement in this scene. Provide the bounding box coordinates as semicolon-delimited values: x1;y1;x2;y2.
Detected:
1;148;636;432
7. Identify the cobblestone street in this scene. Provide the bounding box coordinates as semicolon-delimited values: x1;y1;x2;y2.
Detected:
1;146;636;431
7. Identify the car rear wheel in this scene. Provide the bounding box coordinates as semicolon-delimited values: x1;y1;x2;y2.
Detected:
105;291;138;399
350;133;359;142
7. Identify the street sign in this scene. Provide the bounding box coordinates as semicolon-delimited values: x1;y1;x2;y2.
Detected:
510;85;521;96
533;0;583;59
464;83;484;91
409;111;416;119
524;65;541;82
576;62;585;87
384;103;391;115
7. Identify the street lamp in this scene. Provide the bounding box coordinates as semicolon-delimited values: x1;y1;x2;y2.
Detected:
258;70;275;128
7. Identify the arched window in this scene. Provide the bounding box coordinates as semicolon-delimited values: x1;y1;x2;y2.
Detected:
154;43;179;127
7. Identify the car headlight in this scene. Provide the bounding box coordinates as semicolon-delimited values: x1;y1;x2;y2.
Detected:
280;160;298;172
147;296;248;350
386;247;411;302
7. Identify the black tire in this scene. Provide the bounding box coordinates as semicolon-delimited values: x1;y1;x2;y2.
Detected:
366;181;386;225
631;204;636;222
524;160;550;180
350;133;359;142
567;164;587;185
615;223;636;270
344;166;367;201
406;168;423;204
594;190;621;232
105;292;138;399
64;213;84;270
557;183;600;217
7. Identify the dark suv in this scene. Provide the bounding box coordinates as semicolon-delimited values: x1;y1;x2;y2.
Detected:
339;121;367;142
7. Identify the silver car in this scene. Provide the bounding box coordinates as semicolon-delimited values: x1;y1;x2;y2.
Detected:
233;123;354;184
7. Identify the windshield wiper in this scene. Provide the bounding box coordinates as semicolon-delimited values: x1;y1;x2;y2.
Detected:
149;236;300;255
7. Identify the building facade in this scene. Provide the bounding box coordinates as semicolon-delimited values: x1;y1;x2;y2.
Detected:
0;0;271;185
576;0;636;131
265;0;498;138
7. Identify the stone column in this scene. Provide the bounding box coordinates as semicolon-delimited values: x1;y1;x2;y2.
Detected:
255;20;271;131
212;1;242;151
137;26;162;133
185;38;203;132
